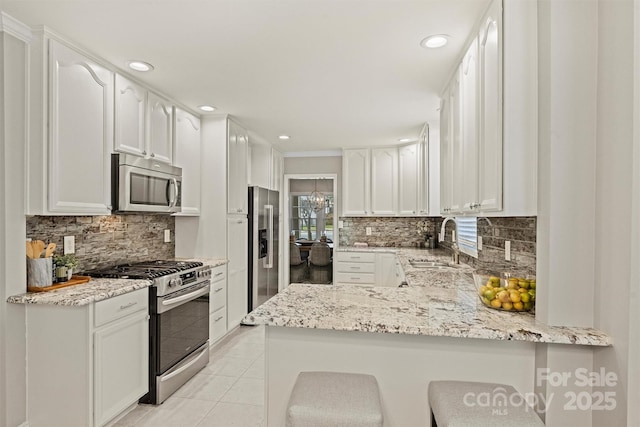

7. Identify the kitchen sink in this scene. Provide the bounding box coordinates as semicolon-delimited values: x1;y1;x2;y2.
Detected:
408;260;460;269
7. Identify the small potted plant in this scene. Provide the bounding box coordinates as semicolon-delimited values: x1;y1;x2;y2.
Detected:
54;254;79;281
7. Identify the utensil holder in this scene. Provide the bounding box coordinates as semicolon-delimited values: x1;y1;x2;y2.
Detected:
27;257;53;288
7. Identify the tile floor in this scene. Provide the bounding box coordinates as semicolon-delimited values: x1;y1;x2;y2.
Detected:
114;325;266;427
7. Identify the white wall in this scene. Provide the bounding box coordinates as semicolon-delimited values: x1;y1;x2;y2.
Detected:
0;17;30;427
593;0;635;425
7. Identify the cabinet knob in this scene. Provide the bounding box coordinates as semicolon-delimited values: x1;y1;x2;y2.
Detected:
142;150;147;155
150;153;155;157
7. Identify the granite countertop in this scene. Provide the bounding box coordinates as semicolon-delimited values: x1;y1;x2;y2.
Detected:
7;278;152;307
7;257;227;307
244;248;611;346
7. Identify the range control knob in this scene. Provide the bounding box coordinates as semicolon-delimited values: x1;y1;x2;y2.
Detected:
169;278;182;287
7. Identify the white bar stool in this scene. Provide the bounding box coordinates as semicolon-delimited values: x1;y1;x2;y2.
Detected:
428;380;545;426
286;371;384;427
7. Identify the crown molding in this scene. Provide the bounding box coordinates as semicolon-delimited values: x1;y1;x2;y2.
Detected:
283;150;343;158
0;13;32;43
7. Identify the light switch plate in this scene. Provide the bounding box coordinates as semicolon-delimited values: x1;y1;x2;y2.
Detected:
164;229;171;243
366;227;372;236
505;240;511;261
478;236;483;250
63;236;75;254
338;220;344;229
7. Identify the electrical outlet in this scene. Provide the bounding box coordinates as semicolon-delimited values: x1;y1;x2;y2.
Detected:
505;240;511;261
478;236;483;250
338;220;344;229
164;229;171;243
366;227;372;236
452;230;456;242
63;236;75;254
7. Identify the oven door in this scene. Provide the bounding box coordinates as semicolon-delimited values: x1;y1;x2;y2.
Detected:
156;282;210;374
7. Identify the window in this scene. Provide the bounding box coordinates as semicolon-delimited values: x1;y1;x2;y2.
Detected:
456;217;478;258
290;193;334;241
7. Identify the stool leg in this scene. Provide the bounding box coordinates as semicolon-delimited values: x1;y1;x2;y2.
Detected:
430;409;437;427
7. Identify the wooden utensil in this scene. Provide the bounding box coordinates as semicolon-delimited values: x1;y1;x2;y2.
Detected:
33;240;45;258
26;242;34;259
44;243;56;258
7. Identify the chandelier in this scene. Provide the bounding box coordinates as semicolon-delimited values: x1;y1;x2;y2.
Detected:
309;180;326;213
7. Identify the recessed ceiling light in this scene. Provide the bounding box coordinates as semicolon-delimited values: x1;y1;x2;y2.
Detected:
198;105;216;112
127;60;154;72
278;135;291;140
398;138;416;143
420;34;449;49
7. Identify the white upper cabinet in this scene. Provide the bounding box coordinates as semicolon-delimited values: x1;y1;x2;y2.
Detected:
461;37;479;213
478;0;503;212
173;108;201;216
47;39;113;215
114;74;146;157
342;149;371;215
440;91;452;215
147;92;174;164
271;148;284;192
398;143;420;215
227;119;249;214
449;69;464;214
114;75;174;164
371;148;398;215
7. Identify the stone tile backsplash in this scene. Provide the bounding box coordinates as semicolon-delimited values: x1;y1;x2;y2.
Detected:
339;216;537;275
338;217;440;248
26;215;175;272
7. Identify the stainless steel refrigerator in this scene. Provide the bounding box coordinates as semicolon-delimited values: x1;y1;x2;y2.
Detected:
248;186;279;311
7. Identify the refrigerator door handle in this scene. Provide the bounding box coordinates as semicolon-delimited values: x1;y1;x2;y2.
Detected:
264;204;274;269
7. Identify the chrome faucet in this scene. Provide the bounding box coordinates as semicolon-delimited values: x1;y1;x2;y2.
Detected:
439;216;460;264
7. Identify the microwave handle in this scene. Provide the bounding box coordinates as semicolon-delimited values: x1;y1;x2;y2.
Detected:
169;178;179;207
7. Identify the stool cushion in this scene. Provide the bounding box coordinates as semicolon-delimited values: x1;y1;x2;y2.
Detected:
428;380;544;427
287;371;383;427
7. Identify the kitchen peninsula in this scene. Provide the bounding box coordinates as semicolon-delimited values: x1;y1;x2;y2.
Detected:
243;248;611;426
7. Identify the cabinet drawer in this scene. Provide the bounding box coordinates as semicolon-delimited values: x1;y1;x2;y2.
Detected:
210;280;227;313
336;262;375;274
210;265;226;284
95;288;148;327
335;252;376;263
210;307;227;343
335;272;376;285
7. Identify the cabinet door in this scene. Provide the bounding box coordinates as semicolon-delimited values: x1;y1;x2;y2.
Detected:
449;69;464;214
417;130;429;215
440;92;452;215
478;0;503;212
114;74;146;157
147;92;173;164
94;309;148;427
342;149;370;215
375;253;397;286
227;216;248;328
227;120;249;214
398;143;419;216
461;37;479;213
174;108;201;215
371;148;398;215
48;39;112;214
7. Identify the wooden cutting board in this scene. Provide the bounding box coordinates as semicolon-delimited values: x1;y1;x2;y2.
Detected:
27;276;91;293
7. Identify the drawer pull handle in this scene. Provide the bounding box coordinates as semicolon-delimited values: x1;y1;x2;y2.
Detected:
349;266;361;269
214;316;224;322
214;272;224;277
119;302;137;310
214;287;223;293
351;256;361;259
350;277;360;280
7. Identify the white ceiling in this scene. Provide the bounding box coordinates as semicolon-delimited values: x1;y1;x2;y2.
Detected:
2;0;490;153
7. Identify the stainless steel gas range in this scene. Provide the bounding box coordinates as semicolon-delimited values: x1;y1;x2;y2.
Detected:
88;260;212;404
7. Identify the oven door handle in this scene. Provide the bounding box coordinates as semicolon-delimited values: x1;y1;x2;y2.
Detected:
160;344;209;383
161;285;209;308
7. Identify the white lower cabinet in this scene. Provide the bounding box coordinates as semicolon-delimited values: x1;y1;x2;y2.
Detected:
227;216;248;329
334;251;399;287
209;264;228;344
26;288;149;427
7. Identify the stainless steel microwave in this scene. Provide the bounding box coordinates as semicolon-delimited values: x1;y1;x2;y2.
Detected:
112;153;182;213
